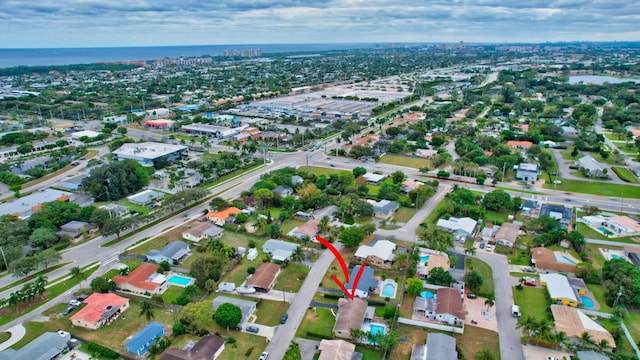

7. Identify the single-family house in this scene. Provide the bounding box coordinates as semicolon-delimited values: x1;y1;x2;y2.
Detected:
539;204;573;226
160;334;226;360
333;298;368;339
624;246;640;267
354;240;396;269
436;216;477;238
521;200;539;215
435;288;465;325
0;331;71;360
539;273;579;307
317;339;358;360
562;126;579;138
531;247;577;273
577;156;606;177
127;189;164;206
291;175;304;186
56;220;95;242
212;296;256;327
101;203;131;218
494;223;520;247
206;207;242;226
147;241;190;264
413;296;437;318
126;322;165;356
70;293;129;330
290;219;320;240
182;221;224;243
245;262;281;292
113;263;169;295
551;305;616;348
273;185;294;197
515;163;540;184
370;200;400;220
402;179;424;194
362;173;386;184
262;239;300;262
411;333;458;360
345;265;378;298
60;174;86;191
603;216;640;237
507;140;533;150
481;225;499;243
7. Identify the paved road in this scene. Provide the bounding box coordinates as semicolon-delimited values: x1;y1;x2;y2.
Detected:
550;148;631;185
264;243;342;360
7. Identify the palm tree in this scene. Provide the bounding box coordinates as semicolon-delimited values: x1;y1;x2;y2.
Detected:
139;300;155;321
516;316;536;338
69;266;85;289
554;331;569;350
8;292;19;313
579;331;595;349
219;245;236;259
597;339;611;352
484;295;495;310
34;275;48;299
290;247;305;263
475;348;496;360
464;246;476;257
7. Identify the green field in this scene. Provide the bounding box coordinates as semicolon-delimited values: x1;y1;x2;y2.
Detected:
542;177;640;198
611;167;640;183
297;166;344;176
513;286;549;321
379;154;429;169
394;207;417;223
465;258;494;297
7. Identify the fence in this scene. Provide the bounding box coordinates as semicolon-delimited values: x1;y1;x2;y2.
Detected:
397;317;464;334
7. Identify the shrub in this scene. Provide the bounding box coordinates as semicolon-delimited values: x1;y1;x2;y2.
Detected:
247;266;256;274
173;322;185;335
87;343;119;359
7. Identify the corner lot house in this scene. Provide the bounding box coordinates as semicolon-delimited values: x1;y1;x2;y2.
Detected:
160;334;225;360
245;262;281;292
516;163;540;184
411;332;458;360
101;203;131;218
56;220;95;242
333;298;368;339
0;331;71;360
147;241;190;264
113;142;187;166
70;293;129;330
113;263;169;295
182;221;223;243
126;322;165;356
370;199;400;220
212;296;256;327
127;189;164;206
576;156;606;177
437;216;477;238
494;223;520;247
206;207;242;226
355;239;396;269
539;273;579;307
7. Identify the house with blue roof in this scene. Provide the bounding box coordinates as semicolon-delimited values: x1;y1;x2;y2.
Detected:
345;265;378;298
147;241;190;264
126;322;165;355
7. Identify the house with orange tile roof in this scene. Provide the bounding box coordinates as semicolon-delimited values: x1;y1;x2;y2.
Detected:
289;219;320;240
70;293;129;330
506;140;533;149
206;207;242;226
113;263;169;295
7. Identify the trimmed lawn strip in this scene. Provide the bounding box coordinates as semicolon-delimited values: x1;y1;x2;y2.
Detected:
601;318;635;357
394;207;416;223
0;332;10;344
0;261;72;293
161;285;183;304
280;219;306;235
464;258;494;297
297;166;343;176
587;284;613;313
624;308;640;346
354;346;384;360
379;154;429;169
455;325;501;360
513;286;549;321
277;263;310;292
484;210;510;225
253;299;290;326
611;167;640;183
295;307;336;339
542;178;640;198
577;223;607;240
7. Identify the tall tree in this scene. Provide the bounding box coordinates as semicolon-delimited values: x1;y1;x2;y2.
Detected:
139;300;155;321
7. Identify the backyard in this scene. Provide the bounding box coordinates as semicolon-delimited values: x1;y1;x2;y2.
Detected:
253;299;291;326
295;307;336;340
455;325;501;360
276;263;311;292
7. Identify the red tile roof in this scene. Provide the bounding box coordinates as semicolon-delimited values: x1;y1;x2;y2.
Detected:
507;140;533;148
205;207;241;221
113;263;161;291
70;293;128;324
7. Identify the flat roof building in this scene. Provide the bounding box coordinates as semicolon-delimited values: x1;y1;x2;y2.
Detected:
0;188;74;219
112;142;187;166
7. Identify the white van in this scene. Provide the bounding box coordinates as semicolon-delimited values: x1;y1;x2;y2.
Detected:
511;305;521;317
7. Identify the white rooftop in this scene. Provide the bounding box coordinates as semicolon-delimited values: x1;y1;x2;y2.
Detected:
112;142;187;159
362;173;386;182
0;188;73;218
71;130;102;138
355;240;396;262
540;273;577;302
437;216;477;235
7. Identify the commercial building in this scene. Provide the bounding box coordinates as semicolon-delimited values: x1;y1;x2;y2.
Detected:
112;142;187;166
0;188;74;219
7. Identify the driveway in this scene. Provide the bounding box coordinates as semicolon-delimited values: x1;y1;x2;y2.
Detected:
295;338;320;360
522;345;572;360
550;148;629;185
464;297;498;332
0;323;25;351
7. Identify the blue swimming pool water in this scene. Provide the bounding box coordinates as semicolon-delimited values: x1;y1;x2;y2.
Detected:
167;275;194;287
369;324;386;335
598;227;607;233
381;283;396;298
420;291;434;299
420;255;430;263
561;256;577;265
581;295;594;309
611;254;622;259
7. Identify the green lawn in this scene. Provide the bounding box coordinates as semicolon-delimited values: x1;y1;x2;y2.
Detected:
116;199;151;214
0;332;10;344
280;219;306;234
587;284;613;313
254;299;290;326
484;210;510;225
354;346;384;360
611;167;640;183
542;177;640;198
494;246;530;266
455;325;501;360
513;286;549;321
464;258;494;297
295;307;336;339
162;285;184;304
424;200;448;225
379;154;429;169
624;308;640;346
601;318;636;357
591;151;622;166
394;207;417;223
297;166;344;176
577;223;608;240
277;263;310;292
124;236;174;256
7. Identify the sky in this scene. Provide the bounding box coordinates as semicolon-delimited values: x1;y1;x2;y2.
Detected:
1;0;639;48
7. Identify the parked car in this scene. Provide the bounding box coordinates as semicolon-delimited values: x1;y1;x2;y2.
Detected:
62;306;75;315
522;267;536;273
280;313;289;324
479;242;485;249
69;299;82;307
523;277;536;286
467;293;477;299
246;325;259;334
259;352;269;360
486;244;492;251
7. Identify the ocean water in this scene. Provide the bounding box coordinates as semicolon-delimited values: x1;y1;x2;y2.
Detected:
0;43;378;68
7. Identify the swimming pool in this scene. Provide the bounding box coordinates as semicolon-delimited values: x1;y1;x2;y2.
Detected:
364;323;387;344
611;254;622;260
380;281;397;299
581;295;594;309
420;255;430;264
561;256;577;265
420;291;434;299
554;253;577;265
167;274;195;287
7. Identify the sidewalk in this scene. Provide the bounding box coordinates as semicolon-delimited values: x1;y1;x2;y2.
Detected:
0;323;25;351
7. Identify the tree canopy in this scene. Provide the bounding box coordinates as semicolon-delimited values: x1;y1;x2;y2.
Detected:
338;226;365;248
214;302;243;329
190;257;224;288
81;159;150;201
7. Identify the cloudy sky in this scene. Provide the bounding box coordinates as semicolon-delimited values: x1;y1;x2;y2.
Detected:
1;0;639;48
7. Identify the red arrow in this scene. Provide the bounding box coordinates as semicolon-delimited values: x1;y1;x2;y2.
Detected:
316;235;365;300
